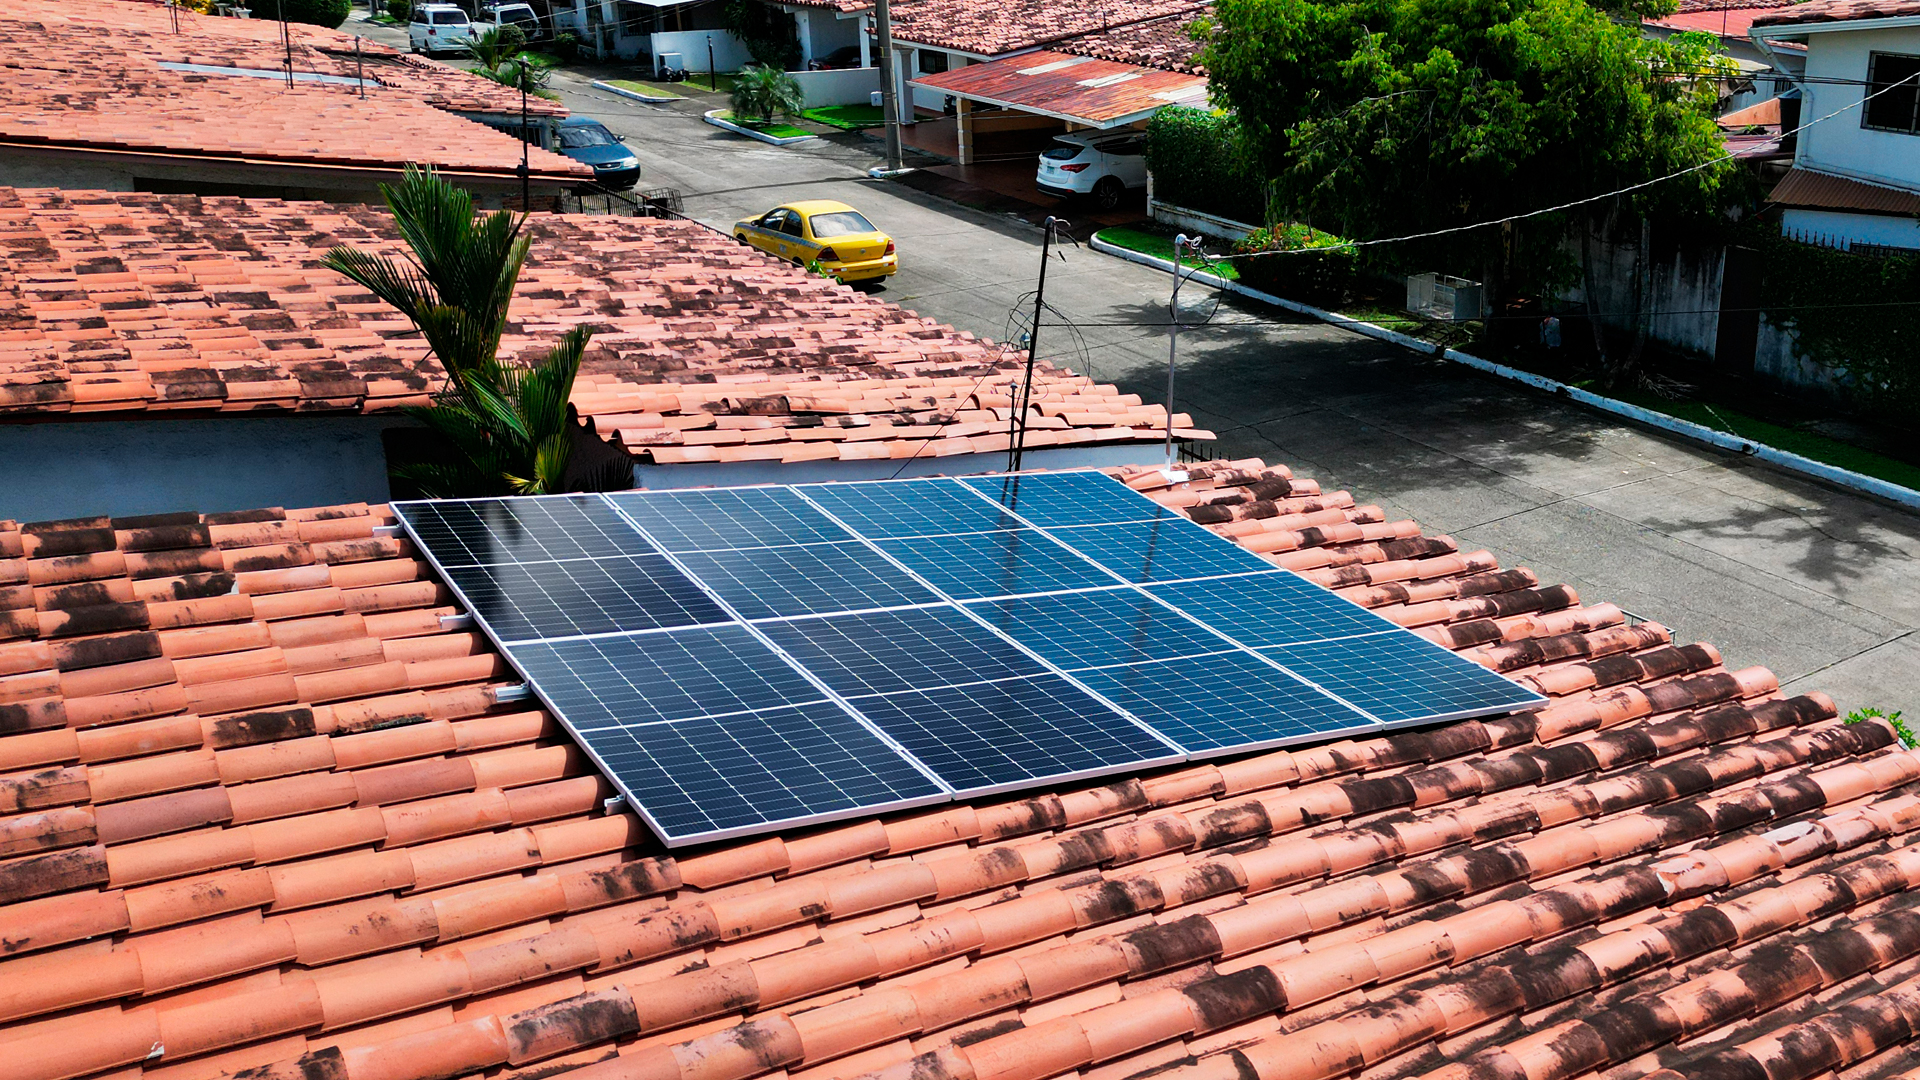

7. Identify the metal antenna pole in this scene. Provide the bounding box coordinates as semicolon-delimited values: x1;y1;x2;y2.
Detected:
277;0;293;87
1164;233;1194;469
518;65;530;208
355;35;365;98
1009;216;1061;473
874;0;902;171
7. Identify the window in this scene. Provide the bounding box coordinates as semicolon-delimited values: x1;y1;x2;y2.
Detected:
807;211;877;238
919;50;948;75
410;6;427;20
558;124;617;148
432;10;469;24
1864;52;1920;134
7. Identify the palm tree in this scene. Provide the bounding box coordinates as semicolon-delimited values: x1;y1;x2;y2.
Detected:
729;64;804;123
464;25;559;100
324;165;626;496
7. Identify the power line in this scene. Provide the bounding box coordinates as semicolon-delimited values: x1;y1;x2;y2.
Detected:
1214;69;1920;264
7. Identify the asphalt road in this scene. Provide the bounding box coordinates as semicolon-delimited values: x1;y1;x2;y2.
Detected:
354;13;1920;715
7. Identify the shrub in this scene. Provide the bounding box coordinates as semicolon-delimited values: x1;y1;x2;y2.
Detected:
552;30;583;62
729;65;804;122
386;0;409;20
1232;223;1357;307
1144;106;1264;226
273;0;351;28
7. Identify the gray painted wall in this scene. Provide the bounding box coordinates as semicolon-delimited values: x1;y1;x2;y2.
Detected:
630;445;1163;488
0;416;403;524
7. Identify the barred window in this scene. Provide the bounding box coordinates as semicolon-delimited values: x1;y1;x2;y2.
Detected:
1864;52;1920;134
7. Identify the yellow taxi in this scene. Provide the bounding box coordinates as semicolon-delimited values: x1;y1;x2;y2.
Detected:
733;200;898;283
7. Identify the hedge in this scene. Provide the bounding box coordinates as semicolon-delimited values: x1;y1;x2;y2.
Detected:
1231;223;1358;307
1144;106;1265;226
1753;229;1920;423
274;0;351;27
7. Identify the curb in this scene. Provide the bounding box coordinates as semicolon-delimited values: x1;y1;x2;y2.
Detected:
592;80;683;104
1089;235;1920;513
703;110;816;146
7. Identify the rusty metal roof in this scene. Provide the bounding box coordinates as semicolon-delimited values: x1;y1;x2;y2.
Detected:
1768;166;1920;214
910;51;1208;128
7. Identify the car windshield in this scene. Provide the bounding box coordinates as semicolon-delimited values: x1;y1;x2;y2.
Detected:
1042;143;1086;161
559;125;617;148
432;11;467;23
807;210;878;238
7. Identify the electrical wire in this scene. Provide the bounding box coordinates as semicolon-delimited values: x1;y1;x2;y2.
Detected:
1211;69;1920;264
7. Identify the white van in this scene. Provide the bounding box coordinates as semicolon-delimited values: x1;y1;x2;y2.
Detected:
408;4;477;55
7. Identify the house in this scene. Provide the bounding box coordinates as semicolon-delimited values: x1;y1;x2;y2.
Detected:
0;0;589;204
1644;0;1798;116
1752;0;1920;252
0;456;1914;1080
0;189;1199;521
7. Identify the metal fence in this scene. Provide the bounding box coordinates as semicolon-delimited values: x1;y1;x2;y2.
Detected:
560;186;686;218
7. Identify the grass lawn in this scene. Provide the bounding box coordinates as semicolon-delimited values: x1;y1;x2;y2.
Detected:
521;51;563;68
714;111;811;138
802;105;885;129
1094;227;1240;281
604;78;684;99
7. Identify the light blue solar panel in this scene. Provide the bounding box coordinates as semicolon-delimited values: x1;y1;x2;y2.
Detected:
507;626;825;729
1073;651;1378;753
609;487;851;551
801;478;1024;539
1043;517;1276;584
1149;571;1393;647
1261;631;1544;723
396;496;655;567
757;607;1048;698
962;471;1180;527
970;589;1234;670
673;542;939;620
874;529;1122;600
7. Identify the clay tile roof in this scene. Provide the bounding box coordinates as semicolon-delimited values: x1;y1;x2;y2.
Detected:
1674;0;1794;13
0;189;1189;453
0;456;1915;1080
1057;9;1211;75
0;0;579;178
889;0;1207;57
1753;0;1920;23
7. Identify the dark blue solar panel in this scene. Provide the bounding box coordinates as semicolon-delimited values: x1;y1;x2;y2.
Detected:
1149;571;1393;647
962;471;1180;527
584;702;944;842
873;529;1121;600
757;607;1046;698
672;542;939;620
851;674;1179;793
442;555;727;641
1260;631;1544;723
1073;651;1377;753
508;626;826;728
969;589;1235;670
1043;518;1276;584
609;487;851;552
395;496;655;567
801;479;1024;539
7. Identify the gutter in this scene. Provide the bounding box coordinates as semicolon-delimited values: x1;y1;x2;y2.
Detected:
1090;235;1920;513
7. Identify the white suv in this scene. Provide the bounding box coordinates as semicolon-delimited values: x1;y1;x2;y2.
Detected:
1036;131;1149;210
409;4;476;55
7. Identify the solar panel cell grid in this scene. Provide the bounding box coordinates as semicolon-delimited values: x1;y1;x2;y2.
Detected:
507;627;826;729
442;555;727;642
1042;517;1277;584
1073;650;1378;753
757;607;1048;698
396;497;655;566
873;529;1123;601
1149;571;1395;647
1261;631;1543;722
609;487;851;551
962;470;1181;526
672;542;940;620
801;479;1024;539
969;589;1235;670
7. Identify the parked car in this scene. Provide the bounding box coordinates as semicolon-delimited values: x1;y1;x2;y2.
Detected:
482;2;545;42
408;3;477;54
1035;131;1148;210
733;201;897;283
555;117;640;190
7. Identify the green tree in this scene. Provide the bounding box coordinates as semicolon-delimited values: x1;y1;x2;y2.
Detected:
1197;0;1736;372
464;26;560;100
729;64;805;122
272;0;351;28
323;166;622;496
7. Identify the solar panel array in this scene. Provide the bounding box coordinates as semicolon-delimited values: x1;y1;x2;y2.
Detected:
394;471;1544;846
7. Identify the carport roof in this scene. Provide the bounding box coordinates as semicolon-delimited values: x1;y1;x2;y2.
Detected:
910;51;1208;128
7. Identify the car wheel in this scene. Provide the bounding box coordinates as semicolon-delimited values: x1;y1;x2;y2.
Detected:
1092;177;1125;211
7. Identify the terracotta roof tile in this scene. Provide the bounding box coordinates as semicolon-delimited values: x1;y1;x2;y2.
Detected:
889;0;1207;56
1752;0;1920;21
0;460;1915;1080
0;192;1187;451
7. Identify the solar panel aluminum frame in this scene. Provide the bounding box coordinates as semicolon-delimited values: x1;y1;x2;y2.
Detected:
394;493;953;848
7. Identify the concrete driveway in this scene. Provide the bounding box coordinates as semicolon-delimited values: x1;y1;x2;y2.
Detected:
352;13;1920;714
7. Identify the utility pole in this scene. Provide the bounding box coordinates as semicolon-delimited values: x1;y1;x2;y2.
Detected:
1163;234;1199;471
873;0;902;171
1009;216;1063;473
517;61;530;209
276;0;293;87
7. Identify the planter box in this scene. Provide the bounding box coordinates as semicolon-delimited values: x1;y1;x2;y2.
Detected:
1146;197;1259;243
703;110;816;146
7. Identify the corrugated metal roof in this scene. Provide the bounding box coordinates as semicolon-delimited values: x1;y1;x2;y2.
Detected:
1769;166;1920;213
910;51;1208;128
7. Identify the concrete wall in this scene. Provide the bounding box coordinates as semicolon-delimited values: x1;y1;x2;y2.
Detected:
0;416;403;523
647;29;754;72
1147;198;1259;243
1782;207;1920;251
1564;224;1727;359
1755;318;1854;401
792;66;880;107
1796;24;1920;191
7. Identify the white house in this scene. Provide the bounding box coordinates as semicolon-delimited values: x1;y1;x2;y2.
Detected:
1751;0;1920;252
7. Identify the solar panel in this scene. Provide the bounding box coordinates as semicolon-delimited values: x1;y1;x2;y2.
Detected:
849;674;1182;794
442;555;727;642
393;471;1544;848
671;542;940;620
609;487;850;552
583;701;945;841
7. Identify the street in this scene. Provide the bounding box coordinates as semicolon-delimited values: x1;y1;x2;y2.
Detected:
353;13;1920;714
